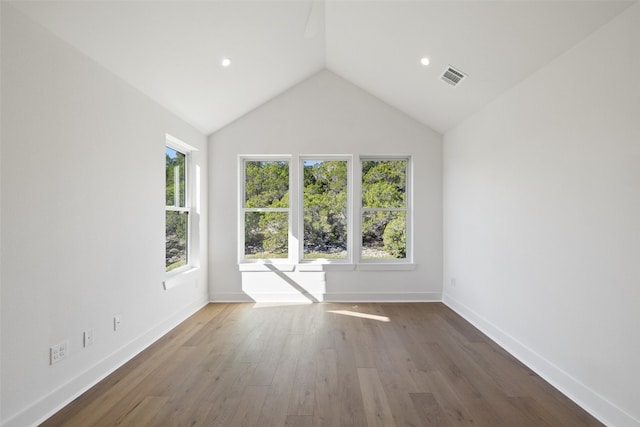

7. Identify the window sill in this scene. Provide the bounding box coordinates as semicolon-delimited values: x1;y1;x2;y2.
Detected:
296;263;355;272
237;263;415;272
238;263;296;272
163;266;200;290
357;263;416;271
239;263;353;272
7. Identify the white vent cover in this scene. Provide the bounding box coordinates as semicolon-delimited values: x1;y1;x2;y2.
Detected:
441;66;467;87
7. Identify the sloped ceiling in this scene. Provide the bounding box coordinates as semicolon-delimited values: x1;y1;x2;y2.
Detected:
8;1;635;135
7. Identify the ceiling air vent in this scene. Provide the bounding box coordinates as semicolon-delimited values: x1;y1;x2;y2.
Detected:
441;66;467;87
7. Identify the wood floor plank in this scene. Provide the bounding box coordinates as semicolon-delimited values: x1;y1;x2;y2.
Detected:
313;349;340;427
116;396;169;427
285;415;314;427
414;313;543;425
529;375;605;427
409;392;448;427
417;370;476;426
41;303;604;427
368;305;427;426
384;305;440;373
357;368;396;427
257;334;305;426
247;322;288;386
227;385;270;427
332;309;369;426
196;361;257;426
288;331;319;416
508;396;569;427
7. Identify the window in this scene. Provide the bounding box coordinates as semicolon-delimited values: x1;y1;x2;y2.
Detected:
361;158;409;261
302;159;349;260
238;155;411;267
242;159;290;260
166;145;189;272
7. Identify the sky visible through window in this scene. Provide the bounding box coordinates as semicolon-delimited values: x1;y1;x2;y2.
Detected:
166;146;178;159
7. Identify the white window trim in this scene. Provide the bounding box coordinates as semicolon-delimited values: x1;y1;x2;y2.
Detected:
358;155;413;264
298;155;353;265
165;134;199;281
163;265;200;290
357;263;416;271
238;155;293;264
296;263;356;272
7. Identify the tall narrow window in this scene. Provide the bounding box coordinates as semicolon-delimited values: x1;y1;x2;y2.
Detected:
166;146;189;271
361;158;409;261
302;159;349;260
242;159;290;260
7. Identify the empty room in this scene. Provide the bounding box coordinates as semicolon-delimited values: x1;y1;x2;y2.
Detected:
1;1;639;426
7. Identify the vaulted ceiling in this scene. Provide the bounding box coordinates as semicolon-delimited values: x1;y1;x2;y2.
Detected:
10;1;635;135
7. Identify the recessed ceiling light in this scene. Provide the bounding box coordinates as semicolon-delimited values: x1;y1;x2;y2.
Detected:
221;58;231;67
420;57;430;66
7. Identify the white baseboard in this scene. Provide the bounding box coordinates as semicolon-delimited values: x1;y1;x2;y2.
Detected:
210;292;442;303
443;294;640;427
209;292;255;302
325;292;441;302
3;298;209;427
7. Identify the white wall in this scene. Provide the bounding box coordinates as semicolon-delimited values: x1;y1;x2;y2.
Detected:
444;4;640;426
209;70;442;302
0;5;208;426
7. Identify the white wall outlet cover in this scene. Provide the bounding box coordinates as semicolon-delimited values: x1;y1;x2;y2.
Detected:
50;340;68;365
84;330;94;347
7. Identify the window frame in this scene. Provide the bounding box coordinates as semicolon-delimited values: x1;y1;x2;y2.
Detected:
165;137;192;275
358;156;412;264
237;154;413;269
238;155;293;264
298;155;353;264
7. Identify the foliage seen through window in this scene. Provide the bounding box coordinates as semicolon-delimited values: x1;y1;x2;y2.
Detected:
166;147;188;271
244;161;290;259
361;160;407;259
303;160;348;259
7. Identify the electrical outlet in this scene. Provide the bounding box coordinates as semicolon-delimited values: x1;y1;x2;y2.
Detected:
450;278;457;287
114;316;122;331
50;340;68;365
84;329;94;347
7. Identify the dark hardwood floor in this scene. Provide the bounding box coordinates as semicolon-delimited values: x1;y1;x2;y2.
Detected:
41;303;603;426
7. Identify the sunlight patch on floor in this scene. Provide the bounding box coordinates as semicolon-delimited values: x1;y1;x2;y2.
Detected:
328;310;390;322
252;301;313;309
